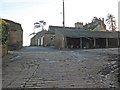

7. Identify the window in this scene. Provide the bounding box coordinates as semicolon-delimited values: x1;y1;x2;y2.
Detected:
51;37;53;40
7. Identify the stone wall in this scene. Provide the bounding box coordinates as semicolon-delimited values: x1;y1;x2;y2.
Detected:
0;45;8;57
3;19;23;50
30;36;36;46
30;30;55;47
55;30;65;49
8;29;23;50
44;34;55;46
75;22;83;28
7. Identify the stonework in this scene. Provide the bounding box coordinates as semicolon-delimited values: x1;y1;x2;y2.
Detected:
2;47;119;88
44;33;55;47
75;22;83;28
30;30;55;47
55;30;65;49
84;18;106;31
30;16;119;49
3;19;23;50
0;45;8;57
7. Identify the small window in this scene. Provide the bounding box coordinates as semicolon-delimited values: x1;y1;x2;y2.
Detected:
51;37;53;40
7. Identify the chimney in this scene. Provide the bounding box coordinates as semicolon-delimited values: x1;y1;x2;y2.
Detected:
75;22;83;28
101;18;106;30
102;18;104;23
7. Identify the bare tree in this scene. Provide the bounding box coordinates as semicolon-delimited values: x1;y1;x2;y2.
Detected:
106;14;116;31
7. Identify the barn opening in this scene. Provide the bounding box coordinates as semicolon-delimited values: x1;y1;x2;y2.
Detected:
108;38;118;48
96;38;106;48
66;37;80;48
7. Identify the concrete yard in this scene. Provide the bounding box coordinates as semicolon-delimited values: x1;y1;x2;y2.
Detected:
2;46;119;88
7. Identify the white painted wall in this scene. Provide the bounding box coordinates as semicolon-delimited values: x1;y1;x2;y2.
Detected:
41;37;44;46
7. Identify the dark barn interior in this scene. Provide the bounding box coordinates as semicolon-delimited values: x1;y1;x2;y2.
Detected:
108;38;118;48
96;38;106;48
66;37;80;48
66;37;119;49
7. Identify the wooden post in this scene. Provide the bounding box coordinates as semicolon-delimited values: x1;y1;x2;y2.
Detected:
94;38;96;48
80;38;82;48
118;38;119;47
106;38;108;48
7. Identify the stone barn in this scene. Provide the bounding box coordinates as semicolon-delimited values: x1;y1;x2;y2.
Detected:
31;17;120;49
30;30;55;47
3;19;23;50
30;30;47;46
55;28;120;49
49;18;119;49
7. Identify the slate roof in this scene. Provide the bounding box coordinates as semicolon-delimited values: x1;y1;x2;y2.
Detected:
55;27;120;38
3;19;23;31
37;30;54;35
31;30;54;40
48;25;88;33
37;30;47;35
48;25;120;38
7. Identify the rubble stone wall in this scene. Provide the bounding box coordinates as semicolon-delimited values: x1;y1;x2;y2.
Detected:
0;45;8;57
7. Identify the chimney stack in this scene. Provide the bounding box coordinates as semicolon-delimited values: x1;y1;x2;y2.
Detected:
75;22;83;28
102;18;104;23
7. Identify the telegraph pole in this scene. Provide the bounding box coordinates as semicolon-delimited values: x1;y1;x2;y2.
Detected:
63;0;65;27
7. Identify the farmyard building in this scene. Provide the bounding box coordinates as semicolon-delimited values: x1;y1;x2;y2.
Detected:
3;19;23;50
31;18;120;49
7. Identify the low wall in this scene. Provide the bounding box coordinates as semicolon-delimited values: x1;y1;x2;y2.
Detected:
0;45;8;57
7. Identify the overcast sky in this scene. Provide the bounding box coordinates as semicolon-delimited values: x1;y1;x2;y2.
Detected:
1;0;119;46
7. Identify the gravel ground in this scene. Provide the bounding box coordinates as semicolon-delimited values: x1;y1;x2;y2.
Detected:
2;47;120;88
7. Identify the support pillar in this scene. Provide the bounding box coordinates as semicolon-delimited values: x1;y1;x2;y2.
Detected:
106;38;108;48
94;38;96;48
118;38;119;47
80;38;82;48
